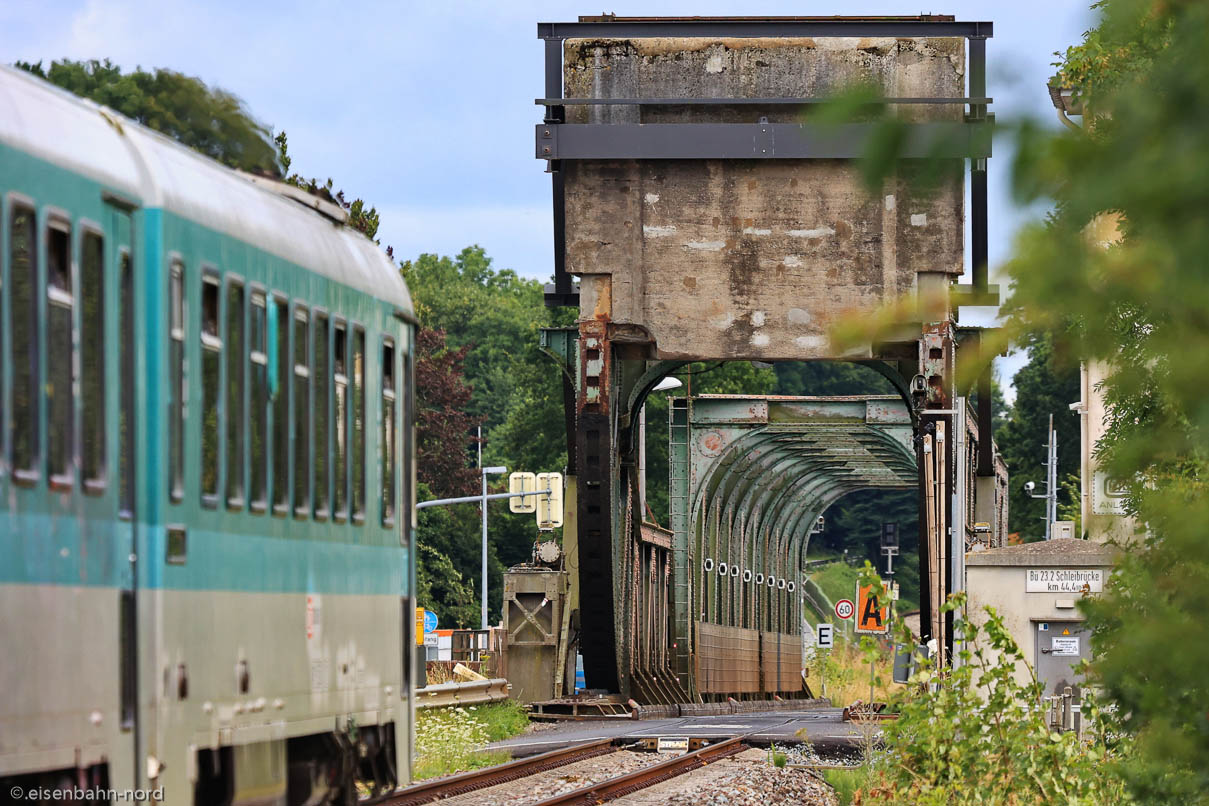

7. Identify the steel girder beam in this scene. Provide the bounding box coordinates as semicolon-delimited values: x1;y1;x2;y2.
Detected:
538;17;993;40
572;322;619;692
613;359;695;701
536;121;991;161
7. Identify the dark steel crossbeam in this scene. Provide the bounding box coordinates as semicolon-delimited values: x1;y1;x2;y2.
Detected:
537;122;991;161
538;19;993;39
536;97;992;106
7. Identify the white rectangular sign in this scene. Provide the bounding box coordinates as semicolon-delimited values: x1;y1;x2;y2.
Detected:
816;623;834;649
1051;636;1080;657
1026;569;1103;593
657;737;689;754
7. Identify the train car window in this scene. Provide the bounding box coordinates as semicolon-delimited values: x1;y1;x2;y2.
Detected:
333;322;348;521
249;291;267;512
225;278;245;509
0;214;3;467
167;259;184;502
402;349;414;545
119;251;135;517
81;230;106;493
292;307;310;518
46;218;73;489
352;326;366;523
200;272;221;507
313;312;329;520
10;204;39;483
271;296;289;515
0;212;3;468
381;338;396;527
119;590;137;729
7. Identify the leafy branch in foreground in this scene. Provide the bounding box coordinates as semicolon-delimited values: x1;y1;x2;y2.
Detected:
823;2;1209;798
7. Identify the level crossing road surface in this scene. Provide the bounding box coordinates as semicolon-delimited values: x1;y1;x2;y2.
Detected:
490;707;868;758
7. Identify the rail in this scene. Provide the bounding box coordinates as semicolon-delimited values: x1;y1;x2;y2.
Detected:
528;736;748;805
414;678;511;710
386;739;615;805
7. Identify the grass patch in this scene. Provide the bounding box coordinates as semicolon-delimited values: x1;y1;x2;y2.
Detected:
808;636;897;705
823;767;869;805
413;700;529;780
478;698;529;742
810;561;860;610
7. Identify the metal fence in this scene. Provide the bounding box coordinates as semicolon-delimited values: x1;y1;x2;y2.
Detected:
414;678;511;710
1045;686;1081;735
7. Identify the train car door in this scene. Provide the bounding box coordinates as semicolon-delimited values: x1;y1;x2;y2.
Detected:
105;197;142;789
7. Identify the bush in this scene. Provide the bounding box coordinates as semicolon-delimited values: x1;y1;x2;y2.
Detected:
859;594;1130;805
412;701;528;780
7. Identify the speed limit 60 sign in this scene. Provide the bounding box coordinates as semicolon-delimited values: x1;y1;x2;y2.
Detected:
835;599;855;620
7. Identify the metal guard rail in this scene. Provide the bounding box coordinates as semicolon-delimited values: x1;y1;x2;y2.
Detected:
414;678;511;710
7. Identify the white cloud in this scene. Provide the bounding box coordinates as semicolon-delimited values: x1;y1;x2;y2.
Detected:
3;0;1098;402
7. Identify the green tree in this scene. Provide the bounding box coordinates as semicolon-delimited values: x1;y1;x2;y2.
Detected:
817;489;920;612
414;482;480;628
16;59;381;242
401;247;576;620
772;360;896;397
1002;1;1209;799
819;3;1209;795
995;334;1081;539
16;58;280;175
401;248;554;431
970;370;1011;436
865;594;1129;805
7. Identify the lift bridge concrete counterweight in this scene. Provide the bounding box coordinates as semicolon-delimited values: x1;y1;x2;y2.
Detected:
535;15;1008;702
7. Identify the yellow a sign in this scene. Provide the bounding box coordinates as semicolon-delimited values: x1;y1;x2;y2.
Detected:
856;582;890;634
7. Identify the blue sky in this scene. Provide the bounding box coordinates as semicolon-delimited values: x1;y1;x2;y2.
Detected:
2;0;1097;398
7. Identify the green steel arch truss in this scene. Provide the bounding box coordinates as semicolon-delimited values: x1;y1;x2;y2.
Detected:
666;395;917;700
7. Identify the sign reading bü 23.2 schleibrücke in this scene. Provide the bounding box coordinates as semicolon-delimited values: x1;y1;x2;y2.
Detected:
1026;569;1104;593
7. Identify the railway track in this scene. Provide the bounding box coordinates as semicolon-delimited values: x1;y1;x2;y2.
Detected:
528;736;747;805
385;735;748;805
385;739;616;805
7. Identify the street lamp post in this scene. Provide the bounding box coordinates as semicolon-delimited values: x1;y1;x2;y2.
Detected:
638;376;684;510
1025;414;1059;540
415;477;556;631
478;426;506;630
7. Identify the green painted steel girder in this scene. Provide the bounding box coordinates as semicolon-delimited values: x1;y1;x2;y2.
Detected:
672;395;917;681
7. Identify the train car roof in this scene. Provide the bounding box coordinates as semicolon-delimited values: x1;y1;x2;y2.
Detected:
0;65;412;313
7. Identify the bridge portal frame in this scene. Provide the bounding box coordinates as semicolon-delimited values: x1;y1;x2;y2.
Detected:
536;16;1001;700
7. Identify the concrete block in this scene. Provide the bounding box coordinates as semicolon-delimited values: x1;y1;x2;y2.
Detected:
562;36;966;361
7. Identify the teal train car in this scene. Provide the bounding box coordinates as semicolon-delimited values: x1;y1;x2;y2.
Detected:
0;66;417;804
